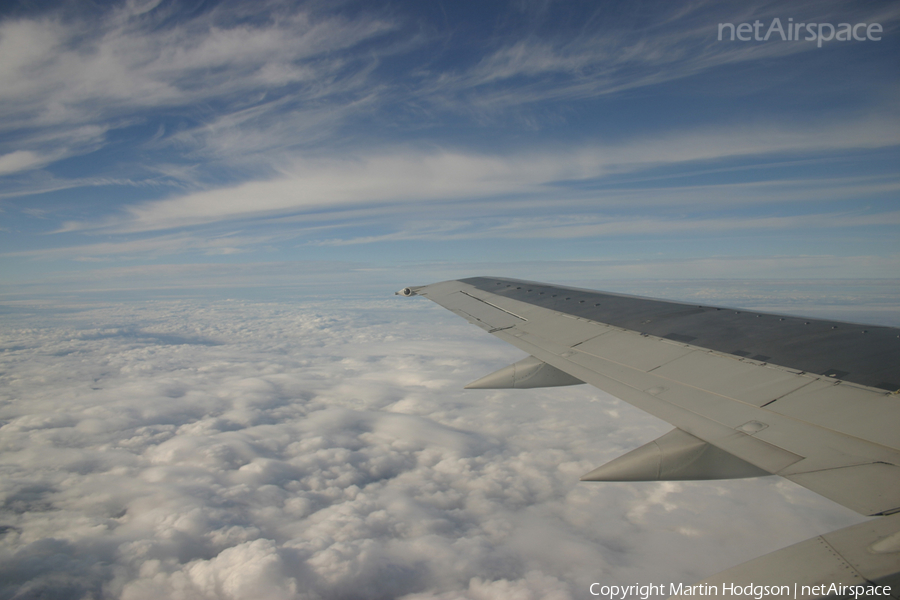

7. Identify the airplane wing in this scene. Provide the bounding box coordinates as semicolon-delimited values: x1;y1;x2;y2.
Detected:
398;277;900;597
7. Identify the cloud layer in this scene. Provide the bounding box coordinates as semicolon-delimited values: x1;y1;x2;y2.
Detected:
0;297;866;599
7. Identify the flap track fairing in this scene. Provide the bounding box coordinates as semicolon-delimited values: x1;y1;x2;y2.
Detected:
581;428;771;481
465;355;585;389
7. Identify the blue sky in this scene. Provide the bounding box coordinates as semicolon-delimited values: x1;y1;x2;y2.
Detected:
1;0;899;298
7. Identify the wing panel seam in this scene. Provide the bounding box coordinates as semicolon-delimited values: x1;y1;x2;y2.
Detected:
459;291;527;321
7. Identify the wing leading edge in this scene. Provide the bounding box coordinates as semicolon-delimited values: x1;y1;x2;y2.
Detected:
399;277;900;595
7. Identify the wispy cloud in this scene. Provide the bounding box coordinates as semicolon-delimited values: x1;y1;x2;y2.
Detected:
0;5;394;123
4;230;297;260
0;2;397;178
310;209;900;246
8;202;899;265
3;0;897;187
417;0;900;113
51;113;900;234
0;150;50;175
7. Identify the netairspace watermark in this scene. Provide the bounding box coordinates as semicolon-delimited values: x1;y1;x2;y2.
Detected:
588;582;893;599
717;18;883;47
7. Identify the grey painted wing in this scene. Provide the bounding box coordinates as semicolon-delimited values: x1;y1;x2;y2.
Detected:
399;277;900;594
